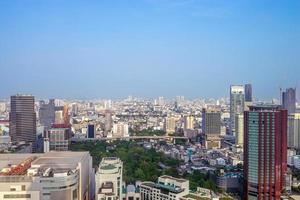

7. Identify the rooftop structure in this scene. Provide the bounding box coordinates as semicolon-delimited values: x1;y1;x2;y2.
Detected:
0;151;93;200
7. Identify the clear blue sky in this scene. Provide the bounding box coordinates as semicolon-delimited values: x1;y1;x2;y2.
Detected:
0;0;299;100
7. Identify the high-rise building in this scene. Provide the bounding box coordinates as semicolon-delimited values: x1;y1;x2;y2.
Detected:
39;99;55;129
0;151;93;200
184;115;194;130
140;175;189;200
288;113;300;150
282;88;296;114
95;157;123;200
112;122;129;137
87;124;96;139
164;116;176;135
104;110;113;135
245;84;253;102
71;103;79;116
9;95;36;147
202;108;221;149
230;85;245;134
244;105;287;199
235;114;244;146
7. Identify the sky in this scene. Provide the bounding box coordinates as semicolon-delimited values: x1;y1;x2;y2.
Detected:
0;0;299;100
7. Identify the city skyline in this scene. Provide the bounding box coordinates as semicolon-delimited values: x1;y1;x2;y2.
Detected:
1;0;299;99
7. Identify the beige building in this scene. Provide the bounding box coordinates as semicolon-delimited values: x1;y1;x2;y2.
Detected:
112;123;129;138
235;114;244;146
184;116;194;130
288;113;300;149
0;151;93;200
95;157;123;200
140;176;189;200
202;109;221;149
164;117;177;135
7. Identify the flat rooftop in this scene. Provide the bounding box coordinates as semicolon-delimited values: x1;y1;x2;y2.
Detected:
0;151;90;171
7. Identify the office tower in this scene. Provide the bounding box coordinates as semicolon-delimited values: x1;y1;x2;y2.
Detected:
184;115;194;130
88;124;96;138
235;114;244;146
202;108;221;149
112;122;129;137
230;85;245;134
95;157;123;200
0;151;93;200
288;113;300;149
245;84;253;102
9;95;36;145
244;105;287;199
39;99;55;129
45;127;72;151
282;88;296;114
140;175;189;200
164;116;176;134
71;103;79;116
104;110;113;135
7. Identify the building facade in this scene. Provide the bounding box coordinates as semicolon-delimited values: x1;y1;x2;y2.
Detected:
46;127;72;151
288;113;300;150
244;105;287;200
230;85;245;134
202;109;221;149
235;114;244;146
140;176;189;200
39;99;55;129
282;88;296;114
95;157;123;200
245;84;253;102
0;151;93;200
9;95;36;148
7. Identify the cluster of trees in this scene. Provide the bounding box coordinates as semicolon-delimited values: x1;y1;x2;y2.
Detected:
70;140;217;192
131;128;166;136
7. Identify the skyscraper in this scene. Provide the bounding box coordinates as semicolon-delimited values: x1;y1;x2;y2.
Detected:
282;88;296;114
245;84;253;102
39;99;55;128
202;108;221;149
244;105;287;199
288;113;300;149
9;95;36;146
230;85;245;134
235;114;244;146
184;115;194;130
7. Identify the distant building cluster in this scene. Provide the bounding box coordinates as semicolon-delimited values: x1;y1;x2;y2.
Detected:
0;84;299;199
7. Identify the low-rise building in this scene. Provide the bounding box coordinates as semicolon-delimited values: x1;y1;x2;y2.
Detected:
140;175;189;200
95;157;123;200
0;151;93;200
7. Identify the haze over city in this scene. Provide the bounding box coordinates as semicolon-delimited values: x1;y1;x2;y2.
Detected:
1;0;299;100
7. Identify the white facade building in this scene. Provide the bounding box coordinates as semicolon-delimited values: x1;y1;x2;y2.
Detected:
140;176;189;200
112;123;129;137
95;157;123;200
0;151;93;200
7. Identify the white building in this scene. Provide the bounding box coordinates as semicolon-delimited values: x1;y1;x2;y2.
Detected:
140;176;189;200
95;157;123;200
112;123;129;137
0;151;94;200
